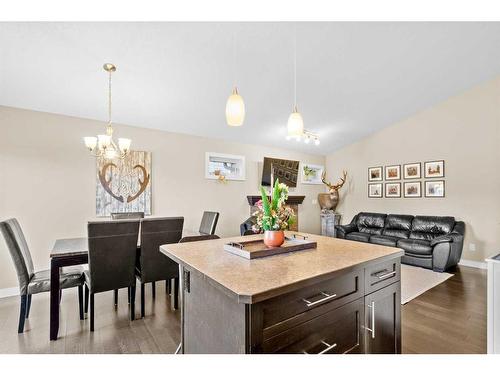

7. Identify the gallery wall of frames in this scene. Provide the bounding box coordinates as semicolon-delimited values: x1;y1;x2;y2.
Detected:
367;160;445;198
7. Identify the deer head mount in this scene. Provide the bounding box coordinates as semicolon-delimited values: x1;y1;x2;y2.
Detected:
98;163;150;203
321;170;347;193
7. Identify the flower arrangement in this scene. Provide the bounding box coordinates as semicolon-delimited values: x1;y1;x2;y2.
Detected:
252;179;296;233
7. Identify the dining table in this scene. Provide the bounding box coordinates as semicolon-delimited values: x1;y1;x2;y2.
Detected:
49;229;200;341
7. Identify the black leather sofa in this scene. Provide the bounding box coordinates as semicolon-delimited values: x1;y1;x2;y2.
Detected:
335;212;465;272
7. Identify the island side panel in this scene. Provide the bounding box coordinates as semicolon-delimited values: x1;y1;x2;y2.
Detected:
183;267;248;354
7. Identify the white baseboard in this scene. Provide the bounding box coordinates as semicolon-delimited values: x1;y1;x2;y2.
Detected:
459;259;487;269
0;287;18;299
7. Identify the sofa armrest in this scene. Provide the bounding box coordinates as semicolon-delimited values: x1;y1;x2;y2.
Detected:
431;221;465;246
430;235;453;246
432;221;465;271
335;223;357;238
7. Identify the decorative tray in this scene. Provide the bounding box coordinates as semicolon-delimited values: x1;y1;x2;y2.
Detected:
223;234;317;259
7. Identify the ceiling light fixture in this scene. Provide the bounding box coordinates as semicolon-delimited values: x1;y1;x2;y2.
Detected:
287;29;304;139
226;31;245;126
84;64;131;159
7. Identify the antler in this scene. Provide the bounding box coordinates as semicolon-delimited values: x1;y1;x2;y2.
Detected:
126;165;150;203
322;170;347;192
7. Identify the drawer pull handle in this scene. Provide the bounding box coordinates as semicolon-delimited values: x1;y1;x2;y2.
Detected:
376;270;396;280
365;301;376;339
303;341;337;354
302;292;337;307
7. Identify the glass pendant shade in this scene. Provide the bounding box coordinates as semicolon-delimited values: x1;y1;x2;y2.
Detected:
118;138;131;153
225;87;245;127
84;137;97;151
97;134;111;149
287;106;304;138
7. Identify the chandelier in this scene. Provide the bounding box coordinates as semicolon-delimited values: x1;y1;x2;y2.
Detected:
83;63;131;159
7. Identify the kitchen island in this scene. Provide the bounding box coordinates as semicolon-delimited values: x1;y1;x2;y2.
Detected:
160;232;403;354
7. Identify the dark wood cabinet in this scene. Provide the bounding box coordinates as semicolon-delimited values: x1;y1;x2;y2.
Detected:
262;297;365;354
364;281;401;354
178;254;402;354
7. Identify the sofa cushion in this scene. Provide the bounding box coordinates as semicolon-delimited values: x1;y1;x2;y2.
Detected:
346;232;371;242
397;238;433;256
356;212;386;235
410;216;455;240
369;235;398;247
382;214;413;239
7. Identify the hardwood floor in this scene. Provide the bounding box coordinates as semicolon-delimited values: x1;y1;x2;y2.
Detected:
0;283;180;354
0;265;486;354
402;265;487;354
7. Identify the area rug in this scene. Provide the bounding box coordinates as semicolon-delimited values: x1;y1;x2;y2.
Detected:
400;264;453;304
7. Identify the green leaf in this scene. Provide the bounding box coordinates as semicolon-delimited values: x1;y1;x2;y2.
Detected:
272;178;280;211
260;186;271;218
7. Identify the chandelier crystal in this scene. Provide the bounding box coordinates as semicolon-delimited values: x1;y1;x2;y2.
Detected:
83;63;131;159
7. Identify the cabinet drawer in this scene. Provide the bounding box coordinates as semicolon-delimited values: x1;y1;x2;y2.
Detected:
262;269;364;337
262;298;364;354
365;258;400;294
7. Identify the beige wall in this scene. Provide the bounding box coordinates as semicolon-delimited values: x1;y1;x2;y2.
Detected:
326;76;500;263
0;106;325;290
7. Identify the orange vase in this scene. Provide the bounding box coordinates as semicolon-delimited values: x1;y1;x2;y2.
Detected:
263;230;285;248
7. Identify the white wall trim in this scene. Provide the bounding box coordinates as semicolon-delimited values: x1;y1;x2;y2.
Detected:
459;259;487;270
0;287;19;299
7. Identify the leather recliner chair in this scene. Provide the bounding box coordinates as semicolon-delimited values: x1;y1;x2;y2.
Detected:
335;212;465;272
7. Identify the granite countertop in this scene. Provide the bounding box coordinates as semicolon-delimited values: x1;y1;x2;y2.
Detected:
160;232;403;303
486;254;500;263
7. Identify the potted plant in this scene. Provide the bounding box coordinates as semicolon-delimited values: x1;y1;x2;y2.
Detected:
252;179;296;248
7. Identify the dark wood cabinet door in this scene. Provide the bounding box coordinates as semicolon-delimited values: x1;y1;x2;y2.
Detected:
364;281;401;354
262;298;365;354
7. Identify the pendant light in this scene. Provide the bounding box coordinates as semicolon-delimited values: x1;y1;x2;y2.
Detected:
84;63;131;159
287;29;304;138
225;31;245;126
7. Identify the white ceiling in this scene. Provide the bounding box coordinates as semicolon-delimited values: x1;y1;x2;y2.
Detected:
1;22;500;155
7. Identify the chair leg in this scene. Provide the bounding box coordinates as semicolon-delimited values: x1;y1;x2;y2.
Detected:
59;290;62;303
78;285;84;320
18;295;27;333
152;282;156;299
173;277;179;310
130;286;136;321
25;294;32;319
90;293;95;332
84;285;89;314
166;279;171;295
128;288;130;304
114;289;118;307
141;283;145;318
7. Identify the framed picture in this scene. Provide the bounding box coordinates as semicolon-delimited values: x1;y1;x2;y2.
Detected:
368;183;383;198
368;166;383;182
385;182;401;198
403;162;421;179
404;181;422;198
385;165;401;180
301;163;325;184
424;160;445;178
205;152;246;181
425;180;445;197
96;150;152;216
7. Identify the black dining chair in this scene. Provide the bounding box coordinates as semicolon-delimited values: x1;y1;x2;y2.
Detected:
84;220;140;331
136;217;184;316
111;212;145;220
0;218;84;333
110;211;144;305
199;211;219;235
